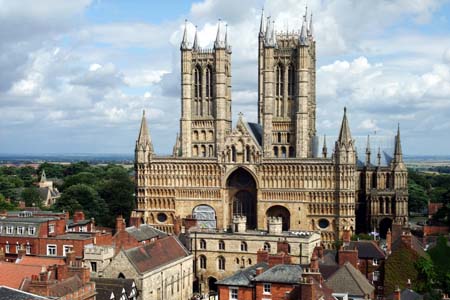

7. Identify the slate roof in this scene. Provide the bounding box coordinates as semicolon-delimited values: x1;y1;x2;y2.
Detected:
247;122;263;146
0;262;41;289
0;217;57;224
93;278;137;300
0;286;49;300
124;235;190;274
254;264;303;284
216;262;269;287
44;276;84;297
387;289;423;300
325;262;374;297
125;224;167;242
67;219;91;227
349;240;385;259
391;235;426;257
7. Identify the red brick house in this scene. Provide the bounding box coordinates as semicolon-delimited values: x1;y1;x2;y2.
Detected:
0;210;111;260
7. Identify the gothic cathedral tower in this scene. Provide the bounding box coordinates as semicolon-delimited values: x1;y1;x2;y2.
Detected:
258;11;316;158
179;21;232;158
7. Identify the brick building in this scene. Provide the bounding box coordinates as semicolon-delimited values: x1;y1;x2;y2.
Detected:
0;210;111;260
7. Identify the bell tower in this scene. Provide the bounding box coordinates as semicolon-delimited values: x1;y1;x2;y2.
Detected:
258;9;316;158
179;20;232;158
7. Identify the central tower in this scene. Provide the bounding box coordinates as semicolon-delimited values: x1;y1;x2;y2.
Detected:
179;21;232;158
258;11;316;158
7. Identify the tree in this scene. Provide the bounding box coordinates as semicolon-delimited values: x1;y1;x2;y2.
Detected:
98;166;135;227
0;193;16;210
415;256;436;293
62;172;99;191
21;187;42;207
37;163;65;178
55;184;109;226
408;182;429;213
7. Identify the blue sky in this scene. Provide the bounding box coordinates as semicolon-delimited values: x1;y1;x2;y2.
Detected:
1;0;450;155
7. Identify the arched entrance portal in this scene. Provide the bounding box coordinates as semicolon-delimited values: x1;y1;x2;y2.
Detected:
266;205;291;231
379;217;393;239
227;168;257;229
208;276;218;293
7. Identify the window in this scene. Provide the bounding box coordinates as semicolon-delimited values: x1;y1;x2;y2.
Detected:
63;245;73;256
263;242;271;253
6;226;13;234
79;225;87;232
240;242;247;252
248;258;252;265
28;227;36;235
26;243;31;255
5;242;9;253
373;259;379;266
373;271;380;282
273;147;279;157
230;287;238;300
0;226;3;233
48;224;55;234
218;240;225;250
218;256;225;270
15;242;19;253
91;262;97;272
47;244;57;256
199;255;206;269
275;64;284;117
288;64;295;97
263;283;271;294
199;239;206;250
17;226;25;235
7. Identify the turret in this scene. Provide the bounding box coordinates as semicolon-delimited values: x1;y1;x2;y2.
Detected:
308;13;314;41
214;19;226;49
180;20;190;50
365;135;371;166
192;26;199;50
135;110;153;163
299;13;308;46
259;8;265;38
322;135;327;158
334;108;356;164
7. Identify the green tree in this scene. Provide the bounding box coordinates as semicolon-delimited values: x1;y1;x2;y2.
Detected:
37;163;65;178
0;193;16;210
98;166;135;227
21;187;42;207
408;181;429;213
415;256;436;293
55;184;109;226
63;162;91;176
62;172;99;191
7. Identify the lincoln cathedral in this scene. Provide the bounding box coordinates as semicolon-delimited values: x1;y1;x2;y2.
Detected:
131;10;408;247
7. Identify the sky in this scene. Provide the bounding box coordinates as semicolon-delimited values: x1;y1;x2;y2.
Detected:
1;0;450;156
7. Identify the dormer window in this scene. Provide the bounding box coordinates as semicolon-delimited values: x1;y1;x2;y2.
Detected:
28;227;36;235
48;224;55;234
6;226;13;234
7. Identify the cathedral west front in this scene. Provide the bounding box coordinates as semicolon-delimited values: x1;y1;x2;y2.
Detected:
131;10;408;247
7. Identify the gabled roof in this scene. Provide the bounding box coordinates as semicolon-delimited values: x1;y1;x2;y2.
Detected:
124;236;190;274
0;262;41;289
216;262;269;287
0;286;49;300
247;122;262;146
254;264;302;284
92;278;137;300
325;262;374;297
387;289;423;300
125;224;167;242
391;235;426;257
349;240;385;259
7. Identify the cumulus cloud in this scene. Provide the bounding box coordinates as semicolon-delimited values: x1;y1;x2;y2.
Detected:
1;0;450;154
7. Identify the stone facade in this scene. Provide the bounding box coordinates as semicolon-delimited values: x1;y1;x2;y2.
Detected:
189;216;320;292
131;10;408;247
102;236;193;300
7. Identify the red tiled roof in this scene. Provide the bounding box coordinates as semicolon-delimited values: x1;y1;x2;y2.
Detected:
0;262;41;289
16;256;65;266
124;236;190;274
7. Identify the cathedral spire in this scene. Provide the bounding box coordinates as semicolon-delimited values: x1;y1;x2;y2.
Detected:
137;110;153;152
225;24;229;50
322;134;328;158
180;19;190;50
214;19;225;49
394;123;404;163
338;107;352;144
193;26;199;50
365;135;371;166
259;8;265;37
299;11;308;45
309;12;314;40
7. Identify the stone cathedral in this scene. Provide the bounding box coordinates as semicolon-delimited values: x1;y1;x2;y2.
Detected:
131;11;408;246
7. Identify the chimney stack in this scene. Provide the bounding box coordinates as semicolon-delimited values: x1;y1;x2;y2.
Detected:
394;287;401;300
342;227;351;246
386;228;392;254
232;215;247;233
115;215;126;233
